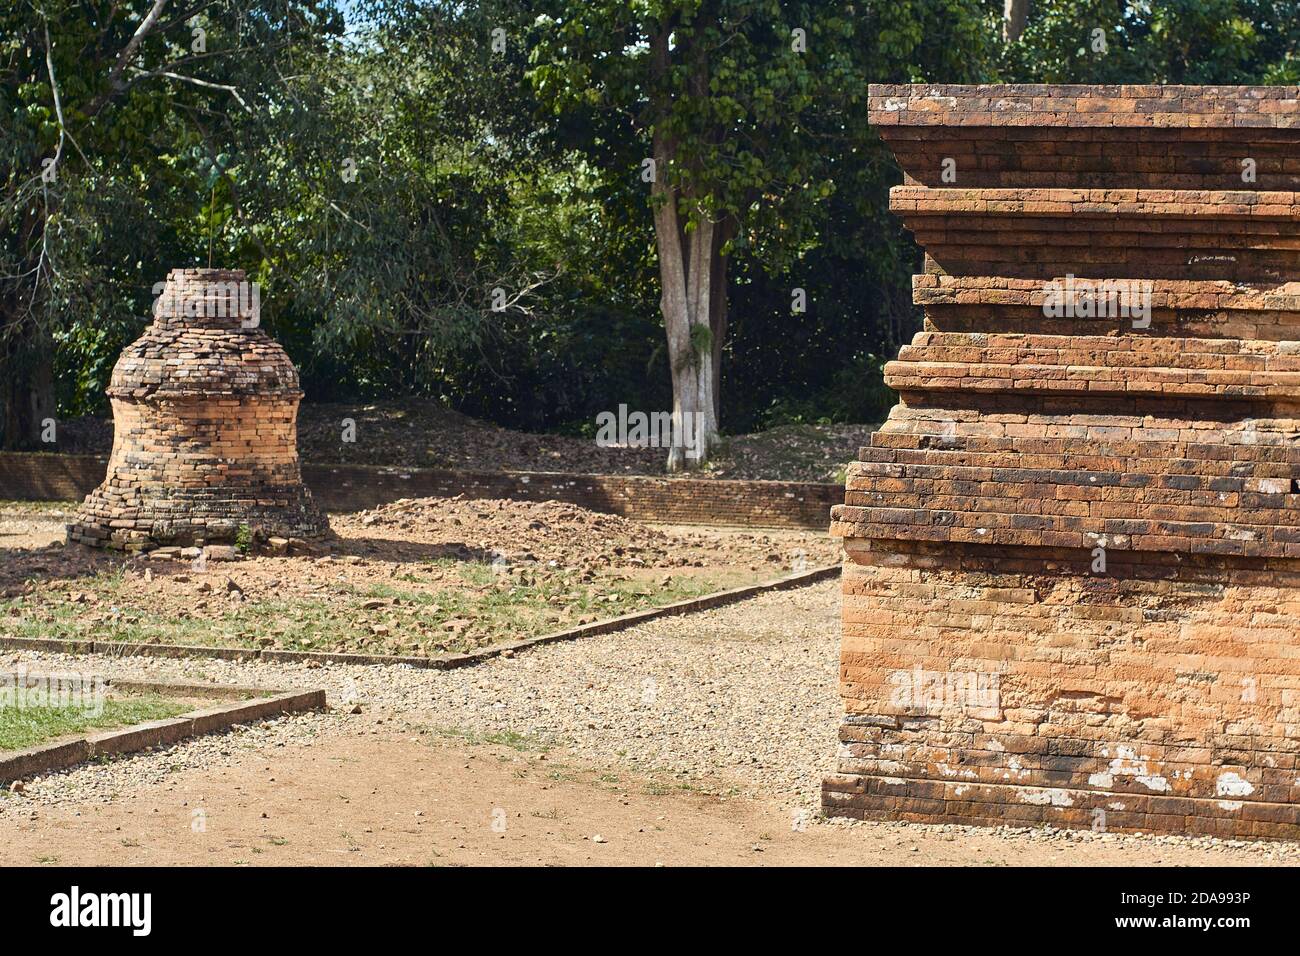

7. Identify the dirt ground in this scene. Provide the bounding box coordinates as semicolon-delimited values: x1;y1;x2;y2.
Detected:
0;718;1285;867
0;499;837;656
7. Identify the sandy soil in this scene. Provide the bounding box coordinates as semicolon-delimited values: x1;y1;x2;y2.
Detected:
0;720;1285;867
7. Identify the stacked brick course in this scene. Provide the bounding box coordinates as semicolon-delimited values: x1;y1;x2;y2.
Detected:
825;85;1300;839
67;269;330;550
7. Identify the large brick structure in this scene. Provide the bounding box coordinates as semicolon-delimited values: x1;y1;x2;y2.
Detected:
68;268;329;551
825;86;1300;839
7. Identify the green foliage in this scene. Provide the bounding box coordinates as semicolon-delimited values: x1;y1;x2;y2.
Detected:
7;0;1300;446
995;0;1300;84
2;0;344;426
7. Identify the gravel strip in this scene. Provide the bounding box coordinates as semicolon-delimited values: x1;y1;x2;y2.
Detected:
4;579;1299;861
2;582;840;805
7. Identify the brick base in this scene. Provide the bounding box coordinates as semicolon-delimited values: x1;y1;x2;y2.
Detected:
824;540;1300;840
66;269;331;551
831;83;1300;840
822;771;1300;839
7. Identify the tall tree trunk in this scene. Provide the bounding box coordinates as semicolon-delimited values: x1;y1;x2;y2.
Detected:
0;310;56;450
1004;0;1029;41
651;133;722;470
649;21;724;471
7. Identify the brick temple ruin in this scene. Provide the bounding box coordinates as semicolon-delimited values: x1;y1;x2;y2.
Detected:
826;85;1300;839
68;268;330;551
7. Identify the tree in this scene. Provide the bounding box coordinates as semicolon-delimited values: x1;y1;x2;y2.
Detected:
1004;0;1030;41
0;0;338;448
530;1;865;469
994;0;1300;84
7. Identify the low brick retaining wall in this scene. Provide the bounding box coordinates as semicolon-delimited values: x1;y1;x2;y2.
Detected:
0;453;840;530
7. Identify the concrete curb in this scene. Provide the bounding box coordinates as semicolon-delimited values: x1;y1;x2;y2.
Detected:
0;676;326;786
0;563;841;672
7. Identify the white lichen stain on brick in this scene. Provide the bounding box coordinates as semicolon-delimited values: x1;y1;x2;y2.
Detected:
937;763;978;780
1107;802;1126;811
1215;771;1254;797
1001;756;1031;780
1017;788;1074;807
1218;801;1244;811
1087;747;1169;793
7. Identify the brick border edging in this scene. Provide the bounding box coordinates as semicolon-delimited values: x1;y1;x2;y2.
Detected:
0;676;326;786
0;564;841;673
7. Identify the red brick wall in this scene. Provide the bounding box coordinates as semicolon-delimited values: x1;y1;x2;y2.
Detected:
0;453;840;530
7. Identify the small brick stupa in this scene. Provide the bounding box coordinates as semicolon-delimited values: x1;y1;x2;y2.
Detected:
826;85;1300;839
68;268;330;551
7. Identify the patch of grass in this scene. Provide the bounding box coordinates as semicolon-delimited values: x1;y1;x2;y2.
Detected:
429;725;553;752
1;557;728;657
0;694;191;752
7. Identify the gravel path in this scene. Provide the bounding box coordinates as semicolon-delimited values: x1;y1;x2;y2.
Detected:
3;581;840;808
4;578;1300;862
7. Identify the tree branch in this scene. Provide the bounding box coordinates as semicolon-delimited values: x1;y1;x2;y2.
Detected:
128;66;250;110
86;0;171;116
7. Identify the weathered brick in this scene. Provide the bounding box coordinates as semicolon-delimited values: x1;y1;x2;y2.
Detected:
66;269;331;550
827;85;1300;841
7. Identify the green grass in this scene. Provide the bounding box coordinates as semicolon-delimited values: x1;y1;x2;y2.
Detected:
0;694;191;752
429;725;554;752
1;557;727;656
